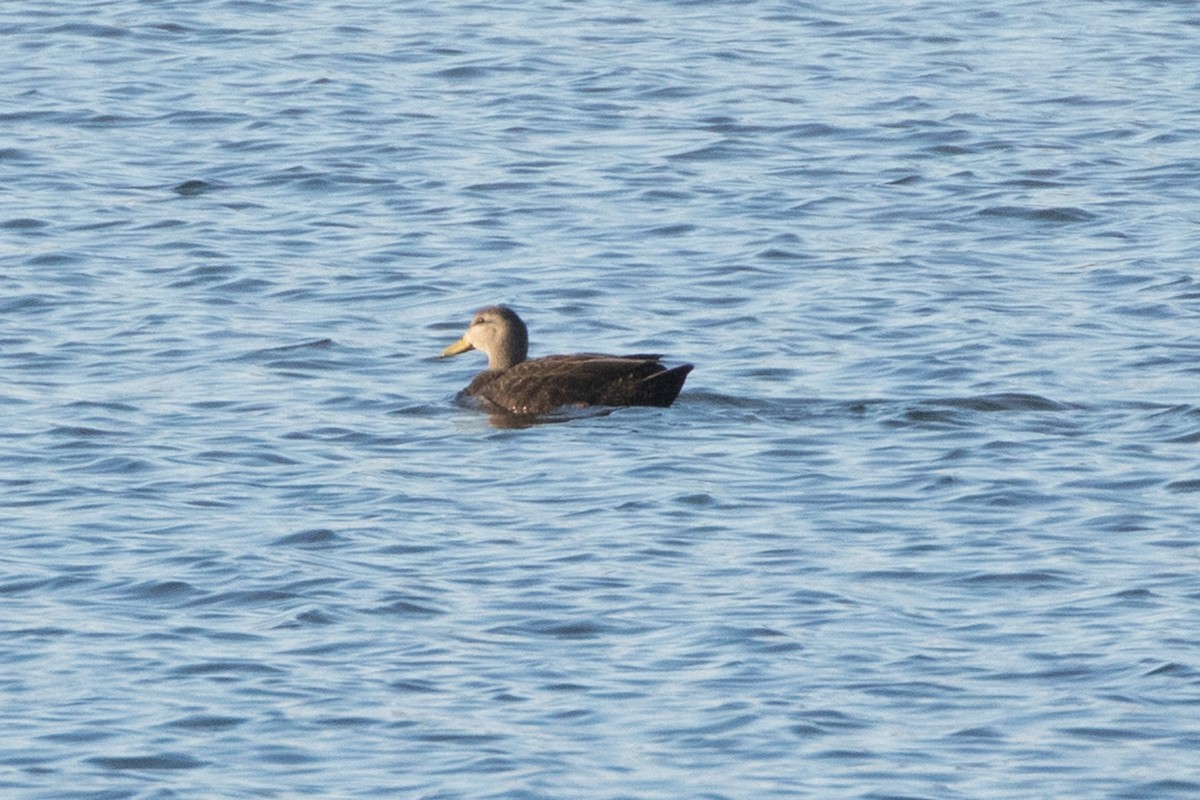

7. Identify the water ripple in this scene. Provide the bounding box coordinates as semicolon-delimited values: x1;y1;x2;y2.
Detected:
3;1;1200;799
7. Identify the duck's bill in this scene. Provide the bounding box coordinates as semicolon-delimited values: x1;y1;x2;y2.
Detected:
441;337;474;357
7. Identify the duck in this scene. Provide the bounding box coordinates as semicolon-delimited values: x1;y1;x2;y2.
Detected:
440;305;693;416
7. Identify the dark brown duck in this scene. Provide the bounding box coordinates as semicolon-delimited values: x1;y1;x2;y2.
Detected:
441;305;693;416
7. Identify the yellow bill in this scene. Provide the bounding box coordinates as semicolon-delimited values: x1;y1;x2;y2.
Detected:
441;337;474;358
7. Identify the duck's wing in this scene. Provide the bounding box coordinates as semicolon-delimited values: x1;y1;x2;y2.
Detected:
473;354;691;415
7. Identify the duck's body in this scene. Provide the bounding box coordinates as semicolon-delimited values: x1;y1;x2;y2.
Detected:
441;306;692;417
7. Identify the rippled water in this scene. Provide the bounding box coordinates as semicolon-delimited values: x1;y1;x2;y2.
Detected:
3;1;1200;798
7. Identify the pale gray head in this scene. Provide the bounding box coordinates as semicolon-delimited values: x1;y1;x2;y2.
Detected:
440;305;529;370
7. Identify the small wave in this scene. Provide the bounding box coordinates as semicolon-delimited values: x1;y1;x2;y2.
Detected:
932;393;1075;412
48;22;128;38
1059;726;1162;742
272;528;342;547
684;392;1078;427
0;217;49;230
369;598;444;617
79;456;156;474
464;180;535;193
757;247;806;260
166;715;247;731
172;179;214;196
121;580;199;602
646;223;698;237
27;252;84;266
1115;781;1200;800
978;205;1097;223
236;338;336;363
958;570;1076;588
429;65;491;80
89;753;206;771
0;147;42;164
162;110;252;127
487;618;628;640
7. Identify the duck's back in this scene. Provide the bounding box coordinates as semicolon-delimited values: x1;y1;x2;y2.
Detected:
462;354;693;416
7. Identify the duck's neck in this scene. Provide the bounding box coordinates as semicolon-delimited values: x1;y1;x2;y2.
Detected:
488;327;528;370
488;346;525;371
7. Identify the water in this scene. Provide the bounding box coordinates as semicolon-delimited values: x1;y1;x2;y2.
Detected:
3;1;1200;798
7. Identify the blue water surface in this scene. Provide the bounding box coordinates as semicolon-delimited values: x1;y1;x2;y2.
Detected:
3;1;1200;798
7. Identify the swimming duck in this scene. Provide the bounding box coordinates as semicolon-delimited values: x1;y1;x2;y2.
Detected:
440;305;693;416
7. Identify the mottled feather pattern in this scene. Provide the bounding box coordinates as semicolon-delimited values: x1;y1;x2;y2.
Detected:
464;355;693;416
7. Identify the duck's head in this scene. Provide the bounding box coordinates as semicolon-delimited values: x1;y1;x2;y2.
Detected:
441;305;529;370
